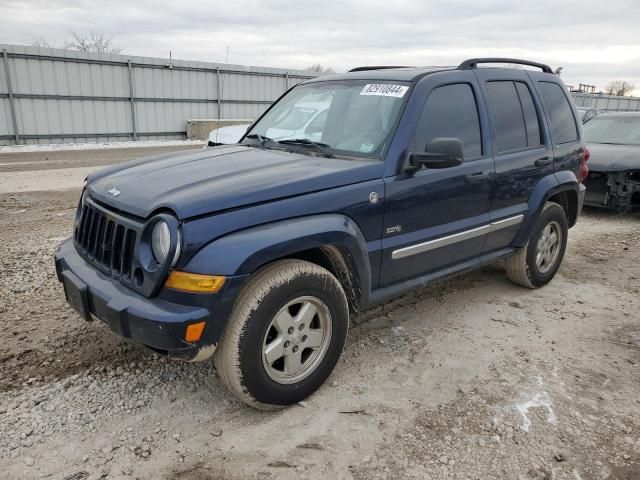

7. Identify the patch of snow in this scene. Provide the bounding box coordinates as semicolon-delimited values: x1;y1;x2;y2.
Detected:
516;390;557;432
0;139;206;154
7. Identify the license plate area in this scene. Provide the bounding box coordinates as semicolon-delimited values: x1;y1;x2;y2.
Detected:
62;271;91;321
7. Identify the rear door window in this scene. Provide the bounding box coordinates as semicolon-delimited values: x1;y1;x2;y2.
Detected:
538;82;578;144
515;82;542;148
486;81;528;153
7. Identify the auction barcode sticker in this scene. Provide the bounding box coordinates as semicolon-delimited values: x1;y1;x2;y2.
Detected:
360;84;409;98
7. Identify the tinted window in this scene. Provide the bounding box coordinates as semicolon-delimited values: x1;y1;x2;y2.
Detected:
412;83;482;158
486;81;528;153
538;82;578;144
515;82;542;147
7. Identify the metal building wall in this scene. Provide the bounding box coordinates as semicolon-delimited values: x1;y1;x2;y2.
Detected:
0;44;314;145
571;92;640;112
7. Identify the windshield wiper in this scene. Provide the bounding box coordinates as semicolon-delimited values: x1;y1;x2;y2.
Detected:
244;133;274;147
276;139;334;158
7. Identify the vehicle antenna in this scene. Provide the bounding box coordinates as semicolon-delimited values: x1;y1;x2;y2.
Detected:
215;46;230;145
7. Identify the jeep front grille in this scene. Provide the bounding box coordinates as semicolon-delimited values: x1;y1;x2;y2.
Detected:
74;199;138;279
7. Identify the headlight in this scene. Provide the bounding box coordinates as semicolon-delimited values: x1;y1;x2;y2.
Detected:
151;219;181;266
152;220;170;264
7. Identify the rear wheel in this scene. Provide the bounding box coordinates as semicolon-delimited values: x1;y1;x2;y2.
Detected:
214;260;349;409
505;202;568;288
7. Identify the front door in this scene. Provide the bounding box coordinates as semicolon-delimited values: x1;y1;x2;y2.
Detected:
380;74;493;287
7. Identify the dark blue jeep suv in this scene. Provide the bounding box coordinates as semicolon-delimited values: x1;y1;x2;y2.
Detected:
55;58;588;409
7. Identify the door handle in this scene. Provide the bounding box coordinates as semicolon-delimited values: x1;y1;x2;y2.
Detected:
465;171;490;183
535;156;553;167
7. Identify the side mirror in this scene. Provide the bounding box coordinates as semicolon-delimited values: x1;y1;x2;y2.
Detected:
404;137;464;173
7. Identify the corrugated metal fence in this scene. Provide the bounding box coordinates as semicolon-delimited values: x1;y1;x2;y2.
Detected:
571;92;640;112
0;44;315;145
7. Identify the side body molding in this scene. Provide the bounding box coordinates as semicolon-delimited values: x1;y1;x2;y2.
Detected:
183;214;372;310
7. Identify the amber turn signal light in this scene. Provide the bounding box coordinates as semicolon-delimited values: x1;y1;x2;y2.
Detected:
185;321;206;342
165;271;226;293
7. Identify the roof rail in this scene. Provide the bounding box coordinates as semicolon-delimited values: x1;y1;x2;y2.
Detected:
457;58;553;74
348;65;413;72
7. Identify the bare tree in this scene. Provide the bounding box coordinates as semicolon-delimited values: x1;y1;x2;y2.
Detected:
605;80;635;96
64;30;123;54
30;31;123;54
30;37;59;48
306;64;336;75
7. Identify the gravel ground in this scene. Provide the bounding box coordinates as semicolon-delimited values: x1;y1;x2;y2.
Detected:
0;147;639;480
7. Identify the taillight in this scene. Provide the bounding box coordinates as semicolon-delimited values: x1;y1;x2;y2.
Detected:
580;147;590;182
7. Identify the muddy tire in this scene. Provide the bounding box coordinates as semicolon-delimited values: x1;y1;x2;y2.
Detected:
505;202;568;289
214;260;349;409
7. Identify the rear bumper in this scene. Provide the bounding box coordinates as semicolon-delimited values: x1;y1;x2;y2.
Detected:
54;239;246;361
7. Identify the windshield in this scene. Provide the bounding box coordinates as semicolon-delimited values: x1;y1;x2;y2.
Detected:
272;105;320;130
583;115;640;146
243;80;410;158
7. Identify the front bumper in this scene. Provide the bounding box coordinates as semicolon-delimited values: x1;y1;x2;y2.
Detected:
584;171;640;211
55;239;246;361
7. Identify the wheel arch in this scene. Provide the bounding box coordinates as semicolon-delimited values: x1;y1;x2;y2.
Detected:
547;188;579;228
182;214;371;314
512;171;580;247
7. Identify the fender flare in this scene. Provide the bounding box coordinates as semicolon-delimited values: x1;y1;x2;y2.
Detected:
183;214;372;310
513;171;580;247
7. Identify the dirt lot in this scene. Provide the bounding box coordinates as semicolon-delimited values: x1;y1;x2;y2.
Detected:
0;146;639;480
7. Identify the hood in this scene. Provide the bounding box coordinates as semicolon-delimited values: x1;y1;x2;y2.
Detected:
586;142;640;172
87;145;383;219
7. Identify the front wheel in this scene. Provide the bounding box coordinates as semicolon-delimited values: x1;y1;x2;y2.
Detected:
214;260;349;409
505;202;568;288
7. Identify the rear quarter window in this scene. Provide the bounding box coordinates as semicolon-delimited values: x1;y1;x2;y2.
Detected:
538;82;579;144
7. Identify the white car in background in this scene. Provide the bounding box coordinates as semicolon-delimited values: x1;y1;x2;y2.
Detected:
206;102;329;146
207;124;251;146
264;101;329;142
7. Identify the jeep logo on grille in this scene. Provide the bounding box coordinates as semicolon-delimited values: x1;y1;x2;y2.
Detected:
108;187;121;197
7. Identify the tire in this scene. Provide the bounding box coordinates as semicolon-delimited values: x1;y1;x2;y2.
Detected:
505;202;568;289
214;259;349;409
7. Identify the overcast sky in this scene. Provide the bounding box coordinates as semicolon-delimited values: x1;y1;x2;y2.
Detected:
2;0;639;93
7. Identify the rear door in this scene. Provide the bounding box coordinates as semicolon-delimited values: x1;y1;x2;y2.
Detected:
474;69;552;252
380;71;493;287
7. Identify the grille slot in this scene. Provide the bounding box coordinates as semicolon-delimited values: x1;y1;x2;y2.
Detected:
74;200;138;279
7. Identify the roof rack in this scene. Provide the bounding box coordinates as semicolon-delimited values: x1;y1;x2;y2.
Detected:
457;58;553;74
348;65;413;72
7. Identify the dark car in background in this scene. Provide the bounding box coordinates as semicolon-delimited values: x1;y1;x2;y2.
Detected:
577;107;603;123
583;112;640;211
